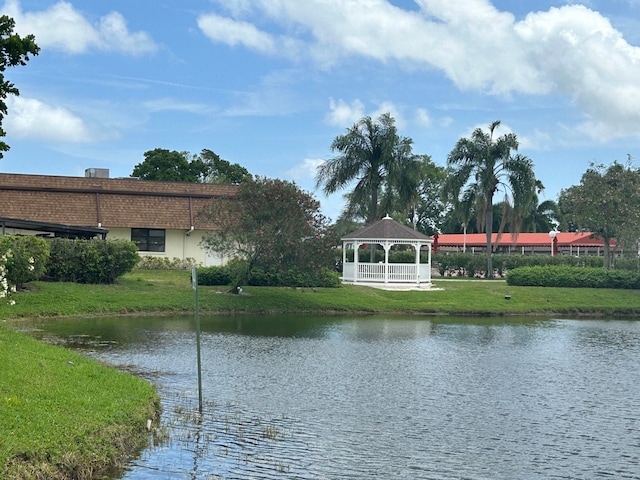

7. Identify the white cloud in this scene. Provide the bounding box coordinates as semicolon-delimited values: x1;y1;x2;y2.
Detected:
371;101;405;128
197;13;276;54
325;98;406;129
514;4;640;140
286;157;324;182
6;96;101;143
325;98;365;126
3;0;157;55
207;0;640;141
454;120;550;151
415;108;432;128
143;98;209;114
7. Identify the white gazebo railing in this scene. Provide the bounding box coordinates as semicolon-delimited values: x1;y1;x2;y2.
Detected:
342;262;431;284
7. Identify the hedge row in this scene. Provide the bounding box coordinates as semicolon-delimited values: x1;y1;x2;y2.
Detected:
197;262;341;288
45;238;139;284
432;253;623;278
506;266;640;289
136;256;199;270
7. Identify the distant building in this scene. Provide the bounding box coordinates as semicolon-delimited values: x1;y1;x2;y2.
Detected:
0;171;238;265
433;232;615;257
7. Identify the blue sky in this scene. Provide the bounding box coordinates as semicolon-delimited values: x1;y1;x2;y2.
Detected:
3;0;640;222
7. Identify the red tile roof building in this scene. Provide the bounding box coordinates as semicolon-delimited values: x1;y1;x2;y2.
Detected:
433;232;615;256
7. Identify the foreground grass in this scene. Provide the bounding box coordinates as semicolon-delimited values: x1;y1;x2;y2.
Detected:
0;327;160;480
3;269;640;319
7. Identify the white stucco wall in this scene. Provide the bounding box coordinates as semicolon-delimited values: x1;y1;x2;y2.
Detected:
106;227;226;266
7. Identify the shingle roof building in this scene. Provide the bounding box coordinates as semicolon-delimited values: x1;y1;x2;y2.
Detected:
0;172;239;265
0;173;237;230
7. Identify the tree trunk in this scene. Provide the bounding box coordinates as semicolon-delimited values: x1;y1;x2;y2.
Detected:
603;237;611;270
369;180;379;262
485;200;494;279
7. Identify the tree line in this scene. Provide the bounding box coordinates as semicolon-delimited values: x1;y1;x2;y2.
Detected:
131;114;640;283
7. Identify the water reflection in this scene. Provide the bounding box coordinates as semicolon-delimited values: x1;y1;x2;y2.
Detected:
26;315;640;480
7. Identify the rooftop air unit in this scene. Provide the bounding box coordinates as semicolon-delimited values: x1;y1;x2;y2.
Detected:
85;168;110;178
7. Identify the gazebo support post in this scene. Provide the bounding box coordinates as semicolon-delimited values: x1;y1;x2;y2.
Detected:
414;242;420;285
354;241;360;284
384;242;390;284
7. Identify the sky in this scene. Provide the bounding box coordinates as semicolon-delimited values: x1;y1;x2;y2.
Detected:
2;0;640;222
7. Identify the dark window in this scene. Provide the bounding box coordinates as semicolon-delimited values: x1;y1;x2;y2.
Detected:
131;228;166;252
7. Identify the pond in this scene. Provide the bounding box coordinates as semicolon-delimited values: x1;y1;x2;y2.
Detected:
26;315;640;479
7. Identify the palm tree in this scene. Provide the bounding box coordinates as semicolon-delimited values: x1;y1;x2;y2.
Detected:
522;181;559;233
446;120;537;278
315;113;417;225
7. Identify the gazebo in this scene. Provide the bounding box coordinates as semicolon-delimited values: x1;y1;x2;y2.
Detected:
341;215;433;289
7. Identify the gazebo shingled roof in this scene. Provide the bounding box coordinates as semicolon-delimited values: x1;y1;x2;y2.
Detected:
342;216;432;241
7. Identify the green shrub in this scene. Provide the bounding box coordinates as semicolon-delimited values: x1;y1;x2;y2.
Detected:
250;266;340;288
433;253;614;278
0;236;50;288
433;253;486;277
197;265;231;286
199;260;341;288
506;266;640;289
137;256;199;270
45;238;139;284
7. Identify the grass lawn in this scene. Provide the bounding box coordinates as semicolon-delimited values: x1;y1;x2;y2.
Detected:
0;327;159;480
3;269;640;319
2;269;640;479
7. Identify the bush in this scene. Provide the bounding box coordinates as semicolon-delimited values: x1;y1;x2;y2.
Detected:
46;238;139;284
432;253;613;278
0;236;50;288
506;266;640;289
434;253;487;278
197;260;341;288
197;265;231;286
249;266;340;288
137;256;199;270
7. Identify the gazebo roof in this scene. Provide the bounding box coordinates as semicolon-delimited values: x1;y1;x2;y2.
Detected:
342;215;432;242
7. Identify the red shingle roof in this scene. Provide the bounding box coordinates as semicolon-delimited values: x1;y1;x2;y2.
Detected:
435;232;613;247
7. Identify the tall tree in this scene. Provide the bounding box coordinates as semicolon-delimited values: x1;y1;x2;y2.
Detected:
522;181;559;234
315;113;418;225
446;120;537;278
558;161;640;269
201;177;335;292
198;149;251;184
0;15;39;158
405;156;448;235
131;148;206;182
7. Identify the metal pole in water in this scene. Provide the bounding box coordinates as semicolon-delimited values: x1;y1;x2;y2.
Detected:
192;267;203;413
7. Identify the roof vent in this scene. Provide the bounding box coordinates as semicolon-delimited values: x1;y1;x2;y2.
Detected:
85;168;109;178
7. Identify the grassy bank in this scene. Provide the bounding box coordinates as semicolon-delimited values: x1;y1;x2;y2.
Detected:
3;269;640;319
0;327;160;479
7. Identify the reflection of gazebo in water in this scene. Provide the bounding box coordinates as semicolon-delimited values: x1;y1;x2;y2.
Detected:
341;215;433;289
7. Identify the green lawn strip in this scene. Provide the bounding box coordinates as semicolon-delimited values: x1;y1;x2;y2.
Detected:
3;270;640;319
0;327;160;480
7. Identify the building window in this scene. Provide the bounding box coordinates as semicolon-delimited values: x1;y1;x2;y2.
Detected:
131;228;166;252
